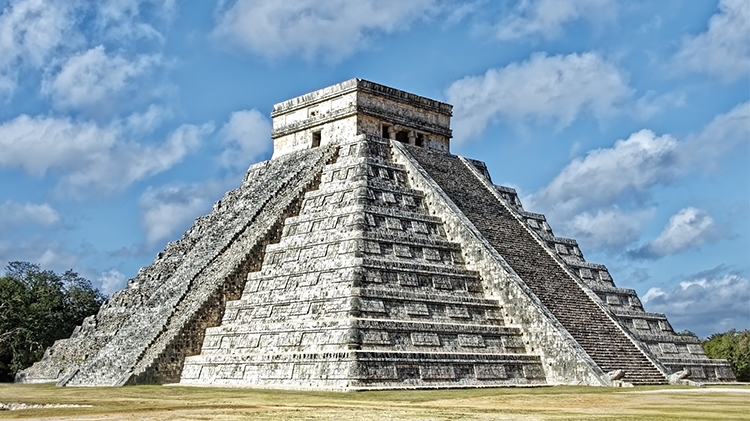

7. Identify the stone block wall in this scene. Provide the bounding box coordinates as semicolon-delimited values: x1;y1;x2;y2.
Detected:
271;79;452;158
181;134;547;390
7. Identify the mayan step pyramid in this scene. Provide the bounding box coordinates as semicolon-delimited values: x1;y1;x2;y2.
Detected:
18;79;735;389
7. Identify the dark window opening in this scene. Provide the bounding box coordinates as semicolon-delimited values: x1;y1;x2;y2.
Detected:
415;134;424;147
312;131;321;148
396;130;409;143
382;124;391;139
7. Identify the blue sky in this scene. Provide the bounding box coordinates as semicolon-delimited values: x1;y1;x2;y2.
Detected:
0;0;747;337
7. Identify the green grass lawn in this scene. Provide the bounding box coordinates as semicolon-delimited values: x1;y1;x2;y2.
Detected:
1;383;748;420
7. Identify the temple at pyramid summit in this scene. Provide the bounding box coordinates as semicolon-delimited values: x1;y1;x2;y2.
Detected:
18;79;735;389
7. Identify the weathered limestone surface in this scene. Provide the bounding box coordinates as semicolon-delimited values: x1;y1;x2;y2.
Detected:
181;135;546;389
17;78;734;388
17;146;336;386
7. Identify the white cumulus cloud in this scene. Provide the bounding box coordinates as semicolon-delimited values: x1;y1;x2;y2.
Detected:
93;0;176;41
630;207;719;259
0;200;60;228
0;114;213;194
0;114;114;177
123;104;173;133
0;0;78;96
633;91;686;121
90;123;212;192
495;0;618;40
523;101;748;256
0;239;79;274
528;129;680;217
527;102;749;219
681;101;750;170
675;0;750;82
0;0;174;101
642;269;749;336
446;52;632;141
42;45;162;110
219;109;272;170
567;207;654;249
98;268;127;295
649;207;718;255
212;0;436;61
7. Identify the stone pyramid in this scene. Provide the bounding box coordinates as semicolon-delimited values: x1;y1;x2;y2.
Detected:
18;79;735;389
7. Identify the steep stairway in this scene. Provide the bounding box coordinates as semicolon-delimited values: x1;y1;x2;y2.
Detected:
492;187;735;382
406;146;667;385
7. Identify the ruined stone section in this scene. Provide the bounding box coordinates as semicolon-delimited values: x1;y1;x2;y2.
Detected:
482;180;735;383
569;276;733;382
15;228;206;384
271;79;452;158
403;145;669;385
181;135;547;389
17;147;336;386
127;197;307;385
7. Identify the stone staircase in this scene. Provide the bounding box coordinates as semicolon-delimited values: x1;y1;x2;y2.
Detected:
406;146;668;385
180;135;546;389
483;173;736;382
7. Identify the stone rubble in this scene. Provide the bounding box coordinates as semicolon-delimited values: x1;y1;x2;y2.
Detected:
0;403;93;411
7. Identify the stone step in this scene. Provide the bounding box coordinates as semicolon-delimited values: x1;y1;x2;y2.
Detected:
361;270;484;296
180;350;546;389
197;319;526;356
361;257;480;279
219;289;505;326
613;309;668;319
361;231;458;251
363;204;442;224
308;177;427;202
223;285;498;311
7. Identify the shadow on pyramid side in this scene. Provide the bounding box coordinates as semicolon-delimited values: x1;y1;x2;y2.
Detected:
17;79;735;389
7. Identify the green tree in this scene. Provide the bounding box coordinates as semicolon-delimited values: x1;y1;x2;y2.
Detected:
703;329;750;381
0;262;105;382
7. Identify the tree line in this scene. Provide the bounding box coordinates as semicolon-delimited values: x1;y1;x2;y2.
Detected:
702;330;750;381
0;262;105;382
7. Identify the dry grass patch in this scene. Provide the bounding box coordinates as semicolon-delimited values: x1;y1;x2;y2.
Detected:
0;383;747;420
